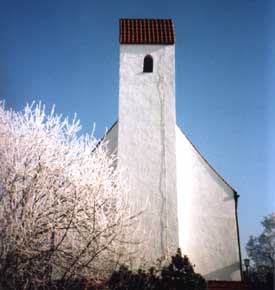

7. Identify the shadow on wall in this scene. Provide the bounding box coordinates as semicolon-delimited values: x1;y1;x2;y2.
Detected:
204;262;241;281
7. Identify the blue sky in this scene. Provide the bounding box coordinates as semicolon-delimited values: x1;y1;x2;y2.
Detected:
0;0;274;258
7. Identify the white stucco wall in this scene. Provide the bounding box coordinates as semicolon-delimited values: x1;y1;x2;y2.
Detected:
103;122;118;156
118;44;178;262
176;126;241;281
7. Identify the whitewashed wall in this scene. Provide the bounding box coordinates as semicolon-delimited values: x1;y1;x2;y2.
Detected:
176;126;241;281
107;42;242;280
103;122;118;156
118;44;178;262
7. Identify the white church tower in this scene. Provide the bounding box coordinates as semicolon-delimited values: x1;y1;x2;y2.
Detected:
104;18;242;281
118;19;178;261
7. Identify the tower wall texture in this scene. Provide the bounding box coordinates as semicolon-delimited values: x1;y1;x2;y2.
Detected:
118;44;179;262
176;126;241;281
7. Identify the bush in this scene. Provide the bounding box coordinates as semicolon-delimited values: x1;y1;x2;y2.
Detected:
108;248;207;290
247;267;274;290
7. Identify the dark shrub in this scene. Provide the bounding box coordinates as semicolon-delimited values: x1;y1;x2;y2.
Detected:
160;248;207;290
108;248;207;290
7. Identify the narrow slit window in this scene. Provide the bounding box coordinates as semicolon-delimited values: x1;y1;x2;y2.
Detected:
143;55;153;73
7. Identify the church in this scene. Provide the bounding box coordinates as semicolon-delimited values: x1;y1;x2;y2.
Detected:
104;19;242;282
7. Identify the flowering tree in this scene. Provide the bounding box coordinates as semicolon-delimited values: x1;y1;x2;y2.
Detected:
0;102;138;289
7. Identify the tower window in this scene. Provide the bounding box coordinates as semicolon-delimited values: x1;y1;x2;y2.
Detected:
143;55;153;73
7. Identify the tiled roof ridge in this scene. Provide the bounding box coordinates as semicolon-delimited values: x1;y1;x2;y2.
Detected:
119;18;175;45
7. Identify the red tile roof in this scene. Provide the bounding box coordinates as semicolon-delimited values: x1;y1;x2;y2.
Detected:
119;19;175;45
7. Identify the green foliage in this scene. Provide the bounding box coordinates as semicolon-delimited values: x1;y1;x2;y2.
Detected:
161;248;207;290
108;248;207;290
246;213;275;290
108;266;159;290
246;268;274;290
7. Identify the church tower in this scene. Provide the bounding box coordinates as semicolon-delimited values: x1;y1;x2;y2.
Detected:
102;18;242;280
118;19;178;261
